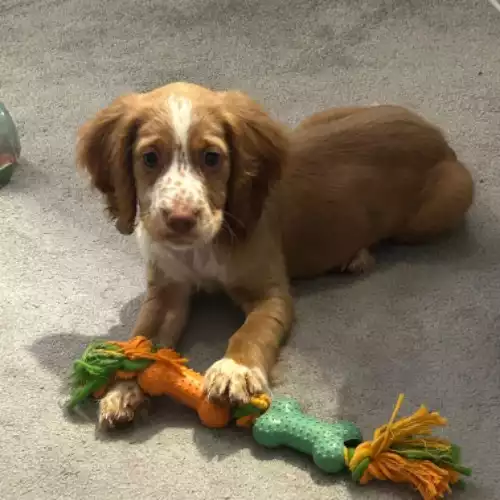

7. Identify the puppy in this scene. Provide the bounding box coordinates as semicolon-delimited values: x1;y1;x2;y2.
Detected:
76;83;473;428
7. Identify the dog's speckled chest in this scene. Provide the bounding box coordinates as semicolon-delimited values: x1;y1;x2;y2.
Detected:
136;223;227;288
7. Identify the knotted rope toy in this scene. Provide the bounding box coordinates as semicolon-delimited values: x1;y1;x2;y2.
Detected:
68;336;471;500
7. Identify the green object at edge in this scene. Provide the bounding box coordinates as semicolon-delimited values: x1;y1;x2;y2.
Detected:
252;397;363;474
0;102;21;187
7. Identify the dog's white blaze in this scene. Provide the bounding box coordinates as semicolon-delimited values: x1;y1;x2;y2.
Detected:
168;95;192;151
149;94;205;213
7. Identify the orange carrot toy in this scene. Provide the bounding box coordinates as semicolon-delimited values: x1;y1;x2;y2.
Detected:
68;336;230;428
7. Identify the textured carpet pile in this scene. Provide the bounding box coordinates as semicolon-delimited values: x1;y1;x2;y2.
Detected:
1;0;499;498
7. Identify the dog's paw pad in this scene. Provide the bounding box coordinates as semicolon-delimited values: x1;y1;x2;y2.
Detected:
98;381;144;430
204;358;268;405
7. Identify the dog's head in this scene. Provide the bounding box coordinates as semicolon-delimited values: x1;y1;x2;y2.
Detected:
76;82;287;247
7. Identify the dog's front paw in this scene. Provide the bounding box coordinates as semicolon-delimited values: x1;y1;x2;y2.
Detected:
203;358;269;405
98;381;145;430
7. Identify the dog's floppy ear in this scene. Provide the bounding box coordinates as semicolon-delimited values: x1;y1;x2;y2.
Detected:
221;91;288;240
76;94;142;235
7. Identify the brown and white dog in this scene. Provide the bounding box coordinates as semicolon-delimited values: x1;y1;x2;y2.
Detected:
77;82;473;428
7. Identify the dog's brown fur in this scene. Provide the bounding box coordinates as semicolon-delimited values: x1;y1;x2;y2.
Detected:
279;104;474;277
77;84;473;428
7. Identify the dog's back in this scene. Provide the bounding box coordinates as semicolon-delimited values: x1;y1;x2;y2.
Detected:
274;105;474;278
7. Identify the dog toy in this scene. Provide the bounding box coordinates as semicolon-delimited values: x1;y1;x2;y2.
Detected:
0;102;21;187
68;336;471;500
68;336;231;427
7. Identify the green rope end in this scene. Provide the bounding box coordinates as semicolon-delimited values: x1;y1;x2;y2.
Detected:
233;402;263;420
67;340;152;408
351;456;371;483
390;443;472;477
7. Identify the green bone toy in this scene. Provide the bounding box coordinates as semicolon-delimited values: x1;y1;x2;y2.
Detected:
69;336;471;500
238;394;470;498
252;397;362;473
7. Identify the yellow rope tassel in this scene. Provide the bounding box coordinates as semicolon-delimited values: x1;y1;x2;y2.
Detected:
359;452;460;499
347;394;465;500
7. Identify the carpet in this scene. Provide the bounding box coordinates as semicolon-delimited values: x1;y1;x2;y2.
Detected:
1;0;499;498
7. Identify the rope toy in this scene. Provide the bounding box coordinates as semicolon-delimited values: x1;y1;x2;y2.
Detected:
68;336;471;500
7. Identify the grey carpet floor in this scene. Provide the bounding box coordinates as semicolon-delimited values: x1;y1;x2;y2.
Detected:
1;0;499;499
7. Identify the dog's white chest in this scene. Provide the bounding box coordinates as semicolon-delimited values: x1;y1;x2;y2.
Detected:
136;224;226;287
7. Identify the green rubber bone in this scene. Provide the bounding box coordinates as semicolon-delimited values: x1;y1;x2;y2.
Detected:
252;397;362;473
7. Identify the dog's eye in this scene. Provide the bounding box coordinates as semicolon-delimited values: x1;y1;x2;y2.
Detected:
143;150;159;169
202;149;220;168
